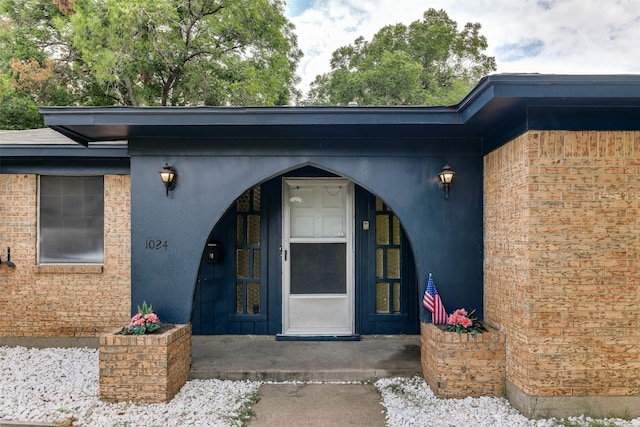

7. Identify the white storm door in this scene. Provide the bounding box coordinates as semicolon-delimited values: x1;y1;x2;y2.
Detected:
282;179;354;336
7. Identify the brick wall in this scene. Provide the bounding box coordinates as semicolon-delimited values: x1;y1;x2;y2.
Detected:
99;323;192;403
484;131;640;408
421;322;506;398
0;174;131;337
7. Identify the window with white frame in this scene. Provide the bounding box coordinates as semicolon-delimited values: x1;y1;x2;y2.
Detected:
39;176;104;264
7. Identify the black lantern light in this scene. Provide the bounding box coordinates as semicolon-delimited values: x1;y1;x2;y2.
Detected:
159;163;177;197
438;164;455;199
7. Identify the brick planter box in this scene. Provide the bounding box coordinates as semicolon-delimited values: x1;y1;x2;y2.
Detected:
420;322;505;398
99;323;192;403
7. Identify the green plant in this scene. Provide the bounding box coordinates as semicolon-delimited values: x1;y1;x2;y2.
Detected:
446;308;486;334
119;301;162;335
227;390;260;427
550;418;622;427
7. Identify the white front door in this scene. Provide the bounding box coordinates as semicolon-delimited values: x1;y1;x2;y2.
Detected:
282;178;354;336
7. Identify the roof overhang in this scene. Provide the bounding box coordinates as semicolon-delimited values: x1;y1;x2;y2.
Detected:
40;74;640;153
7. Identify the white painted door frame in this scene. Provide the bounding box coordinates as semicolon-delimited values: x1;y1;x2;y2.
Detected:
282;178;355;336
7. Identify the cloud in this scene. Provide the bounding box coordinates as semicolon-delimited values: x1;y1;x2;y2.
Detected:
285;0;640;95
496;39;545;62
536;0;556;11
286;0;316;17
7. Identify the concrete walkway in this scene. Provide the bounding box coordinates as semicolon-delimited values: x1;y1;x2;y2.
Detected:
250;383;386;426
190;335;420;426
190;335;422;382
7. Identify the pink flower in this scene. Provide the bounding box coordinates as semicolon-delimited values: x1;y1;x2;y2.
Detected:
460;317;472;328
120;303;163;335
447;312;461;325
144;313;160;323
447;309;472;327
453;308;467;317
445;307;484;334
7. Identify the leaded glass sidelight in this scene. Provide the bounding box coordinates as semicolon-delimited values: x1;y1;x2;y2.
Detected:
374;198;402;314
235;186;262;315
376;282;390;313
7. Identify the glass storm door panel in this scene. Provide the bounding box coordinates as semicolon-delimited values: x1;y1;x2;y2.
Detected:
282;179;354;335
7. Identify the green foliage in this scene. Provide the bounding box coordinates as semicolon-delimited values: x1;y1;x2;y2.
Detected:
0;0;65;71
0;74;43;129
119;301;163;335
0;0;302;129
306;8;496;106
549;418;625;427
227;390;260;426
67;0;301;107
445;308;487;334
0;0;78;128
137;301;155;316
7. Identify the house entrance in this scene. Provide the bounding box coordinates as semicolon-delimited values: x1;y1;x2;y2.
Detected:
282;179;354;336
191;169;418;336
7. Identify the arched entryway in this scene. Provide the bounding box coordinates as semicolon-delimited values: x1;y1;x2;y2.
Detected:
191;167;418;336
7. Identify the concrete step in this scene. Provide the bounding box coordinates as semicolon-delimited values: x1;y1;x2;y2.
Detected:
190;335;422;382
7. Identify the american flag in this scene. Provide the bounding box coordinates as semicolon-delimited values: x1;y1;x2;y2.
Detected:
422;273;448;324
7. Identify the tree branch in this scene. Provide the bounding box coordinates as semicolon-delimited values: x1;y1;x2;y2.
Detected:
122;76;139;106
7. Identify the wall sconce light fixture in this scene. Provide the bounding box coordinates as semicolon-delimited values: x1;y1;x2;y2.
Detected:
159;163;177;197
0;247;16;268
438;164;455;199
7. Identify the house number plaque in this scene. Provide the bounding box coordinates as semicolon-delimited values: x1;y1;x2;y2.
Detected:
145;240;168;251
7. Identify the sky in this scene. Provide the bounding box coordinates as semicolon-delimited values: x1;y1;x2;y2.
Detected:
284;0;640;95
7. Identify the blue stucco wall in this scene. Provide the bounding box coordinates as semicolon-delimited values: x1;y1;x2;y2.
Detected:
129;137;483;325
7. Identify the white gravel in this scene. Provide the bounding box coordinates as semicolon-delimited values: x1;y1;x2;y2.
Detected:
376;376;640;427
0;346;258;426
1;346;639;427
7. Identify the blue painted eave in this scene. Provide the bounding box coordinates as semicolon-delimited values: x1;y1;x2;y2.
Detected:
0;144;130;174
39;74;640;152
